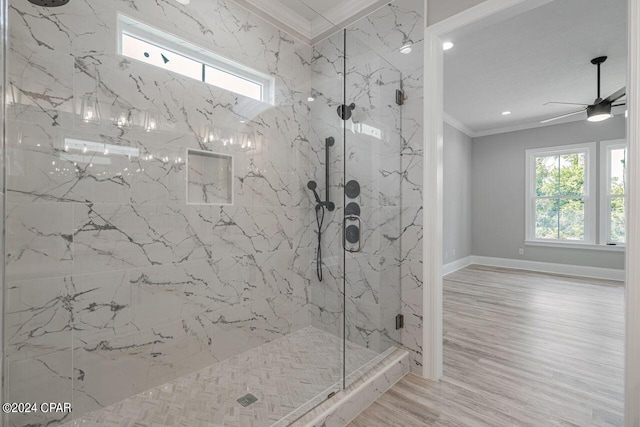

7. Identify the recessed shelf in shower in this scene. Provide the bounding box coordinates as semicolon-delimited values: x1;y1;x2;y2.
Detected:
186;148;233;205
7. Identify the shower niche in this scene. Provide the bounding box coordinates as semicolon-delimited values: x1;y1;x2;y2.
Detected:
186;149;233;205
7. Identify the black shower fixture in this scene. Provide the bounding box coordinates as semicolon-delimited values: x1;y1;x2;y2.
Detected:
307;181;323;205
338;103;356;120
28;0;69;6
308;137;335;282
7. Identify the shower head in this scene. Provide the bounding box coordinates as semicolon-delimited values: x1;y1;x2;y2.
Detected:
28;0;69;6
307;181;322;205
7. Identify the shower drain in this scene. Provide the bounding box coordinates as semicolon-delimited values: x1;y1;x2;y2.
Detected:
237;393;258;407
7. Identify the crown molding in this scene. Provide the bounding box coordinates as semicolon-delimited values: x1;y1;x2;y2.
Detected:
240;0;382;45
444;106;626;139
472;106;627;138
240;0;313;42
442;112;474;137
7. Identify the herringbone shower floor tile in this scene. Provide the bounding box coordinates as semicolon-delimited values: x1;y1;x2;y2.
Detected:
64;327;380;427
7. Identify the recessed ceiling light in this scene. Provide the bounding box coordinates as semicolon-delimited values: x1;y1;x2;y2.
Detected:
175;0;190;4
501;111;511;115
308;96;315;102
442;41;454;51
399;43;413;54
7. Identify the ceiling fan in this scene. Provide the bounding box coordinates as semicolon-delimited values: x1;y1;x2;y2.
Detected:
541;56;625;124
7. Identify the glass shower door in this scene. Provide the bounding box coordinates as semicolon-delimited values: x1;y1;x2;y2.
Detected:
342;30;403;386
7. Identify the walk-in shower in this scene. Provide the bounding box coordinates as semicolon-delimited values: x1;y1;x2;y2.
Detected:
0;0;424;425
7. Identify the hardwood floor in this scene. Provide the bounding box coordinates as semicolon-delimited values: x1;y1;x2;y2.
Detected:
349;265;625;426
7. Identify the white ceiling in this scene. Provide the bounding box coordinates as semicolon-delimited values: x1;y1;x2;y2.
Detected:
277;0;344;20
444;0;628;136
238;0;385;44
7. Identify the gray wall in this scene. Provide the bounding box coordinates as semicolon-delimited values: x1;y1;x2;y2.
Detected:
427;0;487;25
471;116;626;270
444;122;472;263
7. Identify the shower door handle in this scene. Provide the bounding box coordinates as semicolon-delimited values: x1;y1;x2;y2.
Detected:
343;214;362;253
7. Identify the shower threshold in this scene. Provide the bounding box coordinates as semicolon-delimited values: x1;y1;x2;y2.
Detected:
63;327;385;427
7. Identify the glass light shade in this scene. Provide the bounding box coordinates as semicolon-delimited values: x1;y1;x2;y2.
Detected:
144;111;161;132
222;128;237;147
113;108;134;129
80;96;101;124
203;125;222;144
237;130;255;151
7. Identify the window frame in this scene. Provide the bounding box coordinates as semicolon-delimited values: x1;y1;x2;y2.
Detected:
599;139;628;246
525;142;597;245
117;14;275;104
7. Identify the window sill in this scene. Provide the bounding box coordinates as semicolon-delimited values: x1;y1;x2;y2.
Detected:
524;240;626;252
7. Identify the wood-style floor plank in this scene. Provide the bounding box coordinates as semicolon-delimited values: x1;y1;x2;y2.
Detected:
349;266;625;427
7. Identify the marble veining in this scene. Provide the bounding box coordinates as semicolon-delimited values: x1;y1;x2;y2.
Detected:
4;0;424;425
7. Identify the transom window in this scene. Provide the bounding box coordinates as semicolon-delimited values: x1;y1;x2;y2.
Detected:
117;15;273;103
525;143;596;244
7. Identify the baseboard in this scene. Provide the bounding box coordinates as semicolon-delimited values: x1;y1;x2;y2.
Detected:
468;256;625;281
443;256;473;275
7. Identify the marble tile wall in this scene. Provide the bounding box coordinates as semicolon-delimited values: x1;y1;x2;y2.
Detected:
4;0;314;425
308;0;425;375
348;0;425;374
3;0;424;425
0;0;5;413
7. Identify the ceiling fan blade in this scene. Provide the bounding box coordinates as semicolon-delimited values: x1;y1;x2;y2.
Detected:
603;87;626;104
613;102;626;107
539;109;585;124
544;101;589;106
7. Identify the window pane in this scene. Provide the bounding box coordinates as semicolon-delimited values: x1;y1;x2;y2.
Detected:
121;34;203;81
610;148;626;196
536;155;560;196
535;198;559;239
610;196;625;243
205;65;262;101
559;198;585;240
559;152;585;196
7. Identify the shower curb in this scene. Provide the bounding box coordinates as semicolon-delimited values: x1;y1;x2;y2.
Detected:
289;348;409;427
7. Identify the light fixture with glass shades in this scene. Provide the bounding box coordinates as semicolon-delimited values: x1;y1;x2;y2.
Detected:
144;111;161;132
80;95;101;125
201;125;257;151
112;107;134;129
442;41;454;51
203;125;223;144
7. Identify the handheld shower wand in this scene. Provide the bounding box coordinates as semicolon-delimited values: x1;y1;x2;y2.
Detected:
307;181;322;205
308;137;335;282
309;180;326;281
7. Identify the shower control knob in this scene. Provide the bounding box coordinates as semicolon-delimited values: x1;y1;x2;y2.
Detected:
345;225;360;244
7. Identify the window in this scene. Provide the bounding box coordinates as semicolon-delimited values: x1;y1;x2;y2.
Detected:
600;139;627;245
117;15;273;103
525;143;596;244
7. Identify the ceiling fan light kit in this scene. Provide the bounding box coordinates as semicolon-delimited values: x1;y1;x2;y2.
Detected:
587;102;613;122
541;56;625;124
